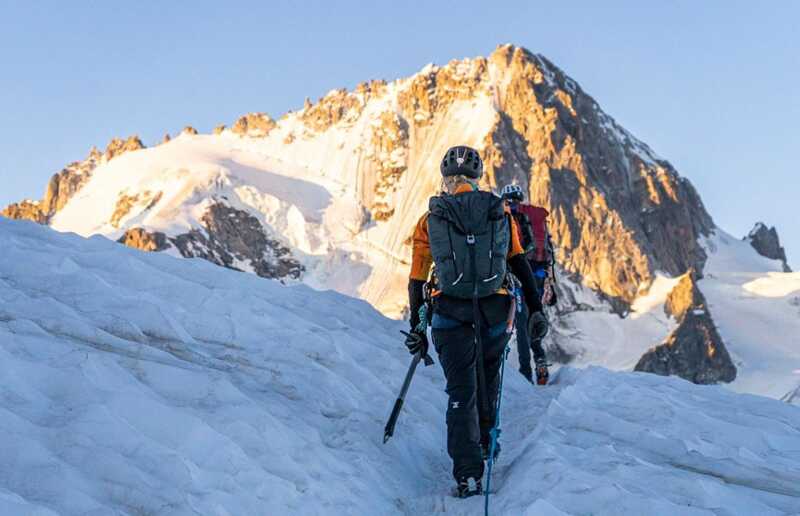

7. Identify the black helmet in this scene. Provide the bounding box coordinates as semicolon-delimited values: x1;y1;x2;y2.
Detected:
440;145;483;178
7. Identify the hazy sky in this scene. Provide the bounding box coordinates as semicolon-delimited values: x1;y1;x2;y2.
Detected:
1;1;797;268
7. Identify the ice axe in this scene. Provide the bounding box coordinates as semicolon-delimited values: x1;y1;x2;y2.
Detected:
383;305;433;444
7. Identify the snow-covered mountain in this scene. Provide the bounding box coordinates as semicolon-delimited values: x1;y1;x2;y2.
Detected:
3;44;798;397
2;217;799;515
2;45;712;310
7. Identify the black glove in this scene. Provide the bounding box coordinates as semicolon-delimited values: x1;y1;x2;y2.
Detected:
508;254;543;314
528;311;549;341
402;329;429;356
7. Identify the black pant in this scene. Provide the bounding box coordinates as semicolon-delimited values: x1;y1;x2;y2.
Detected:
516;272;546;375
432;318;511;480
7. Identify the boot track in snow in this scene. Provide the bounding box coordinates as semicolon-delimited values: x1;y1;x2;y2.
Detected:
398;367;566;515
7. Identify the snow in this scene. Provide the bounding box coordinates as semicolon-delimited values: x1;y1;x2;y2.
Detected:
630;272;681;317
744;273;800;298
26;52;800;416
596;109;662;165
2;218;799;515
701;230;800;400
484;367;800;516
547;274;678;372
48;84;498;317
1;217;439;515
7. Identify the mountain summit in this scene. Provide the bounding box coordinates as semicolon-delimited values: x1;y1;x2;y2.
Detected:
3;45;712;306
4;44;797;394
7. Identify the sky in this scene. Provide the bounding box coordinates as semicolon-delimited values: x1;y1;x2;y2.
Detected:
0;1;797;268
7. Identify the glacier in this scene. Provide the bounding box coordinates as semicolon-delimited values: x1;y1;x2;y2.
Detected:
2;218;799;515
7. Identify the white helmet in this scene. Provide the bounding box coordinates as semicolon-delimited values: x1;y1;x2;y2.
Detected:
501;184;524;201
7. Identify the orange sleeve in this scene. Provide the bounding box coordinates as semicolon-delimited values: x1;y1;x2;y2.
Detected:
409;213;434;281
506;209;525;258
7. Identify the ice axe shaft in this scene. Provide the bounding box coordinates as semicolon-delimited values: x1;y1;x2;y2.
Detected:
383;351;425;443
383;303;433;444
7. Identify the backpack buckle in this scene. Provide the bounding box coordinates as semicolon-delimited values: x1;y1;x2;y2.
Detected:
466;234;476;245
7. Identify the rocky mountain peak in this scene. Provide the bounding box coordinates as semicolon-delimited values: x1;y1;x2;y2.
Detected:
745;222;791;272
329;43;714;305
103;135;145;162
3;44;718;312
2;136;144;224
231;113;276;137
1;200;48;224
474;45;714;303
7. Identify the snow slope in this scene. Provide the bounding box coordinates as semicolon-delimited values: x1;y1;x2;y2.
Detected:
2;218;799;515
552;273;681;371
701;231;800;401
49;90;498;317
542;232;800;403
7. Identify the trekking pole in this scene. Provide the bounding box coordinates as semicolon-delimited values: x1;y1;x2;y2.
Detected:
484;345;510;516
383;304;433;444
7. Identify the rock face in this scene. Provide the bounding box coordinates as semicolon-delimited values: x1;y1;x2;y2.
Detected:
231;113;276;137
367;111;409;221
301;81;387;133
117;203;304;281
110;191;163;228
103;136;144;161
480;47;714;303
198;203;303;279
664;271;698;320
635;272;736;384
1;200;48;224
2;138;143;224
292;45;715;308
745;222;791;272
5;44;719;311
117;227;170;252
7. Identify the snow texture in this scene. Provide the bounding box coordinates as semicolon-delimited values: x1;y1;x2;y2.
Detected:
701;230;800;401
2;218;799;515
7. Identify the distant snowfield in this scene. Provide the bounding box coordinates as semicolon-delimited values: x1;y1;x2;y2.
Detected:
2;218;799;515
701;231;800;400
556;273;680;372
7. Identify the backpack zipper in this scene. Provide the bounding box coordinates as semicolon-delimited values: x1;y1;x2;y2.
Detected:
448;224;462;285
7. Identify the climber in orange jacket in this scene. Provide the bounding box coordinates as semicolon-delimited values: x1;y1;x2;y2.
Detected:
403;145;548;498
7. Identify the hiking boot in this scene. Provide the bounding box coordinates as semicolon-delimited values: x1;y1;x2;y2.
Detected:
454;476;483;498
535;358;550;386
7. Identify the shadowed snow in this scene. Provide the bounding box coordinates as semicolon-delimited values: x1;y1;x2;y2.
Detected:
1;218;799;515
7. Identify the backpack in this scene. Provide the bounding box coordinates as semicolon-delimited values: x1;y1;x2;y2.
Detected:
510;204;553;264
427;191;510;299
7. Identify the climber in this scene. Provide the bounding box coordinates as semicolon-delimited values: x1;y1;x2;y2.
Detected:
500;183;558;385
403;146;548;498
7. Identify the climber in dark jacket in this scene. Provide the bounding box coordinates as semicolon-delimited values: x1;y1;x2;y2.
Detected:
500;183;558;385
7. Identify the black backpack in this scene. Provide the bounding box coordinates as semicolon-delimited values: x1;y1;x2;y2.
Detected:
427;191;510;299
510;210;537;255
